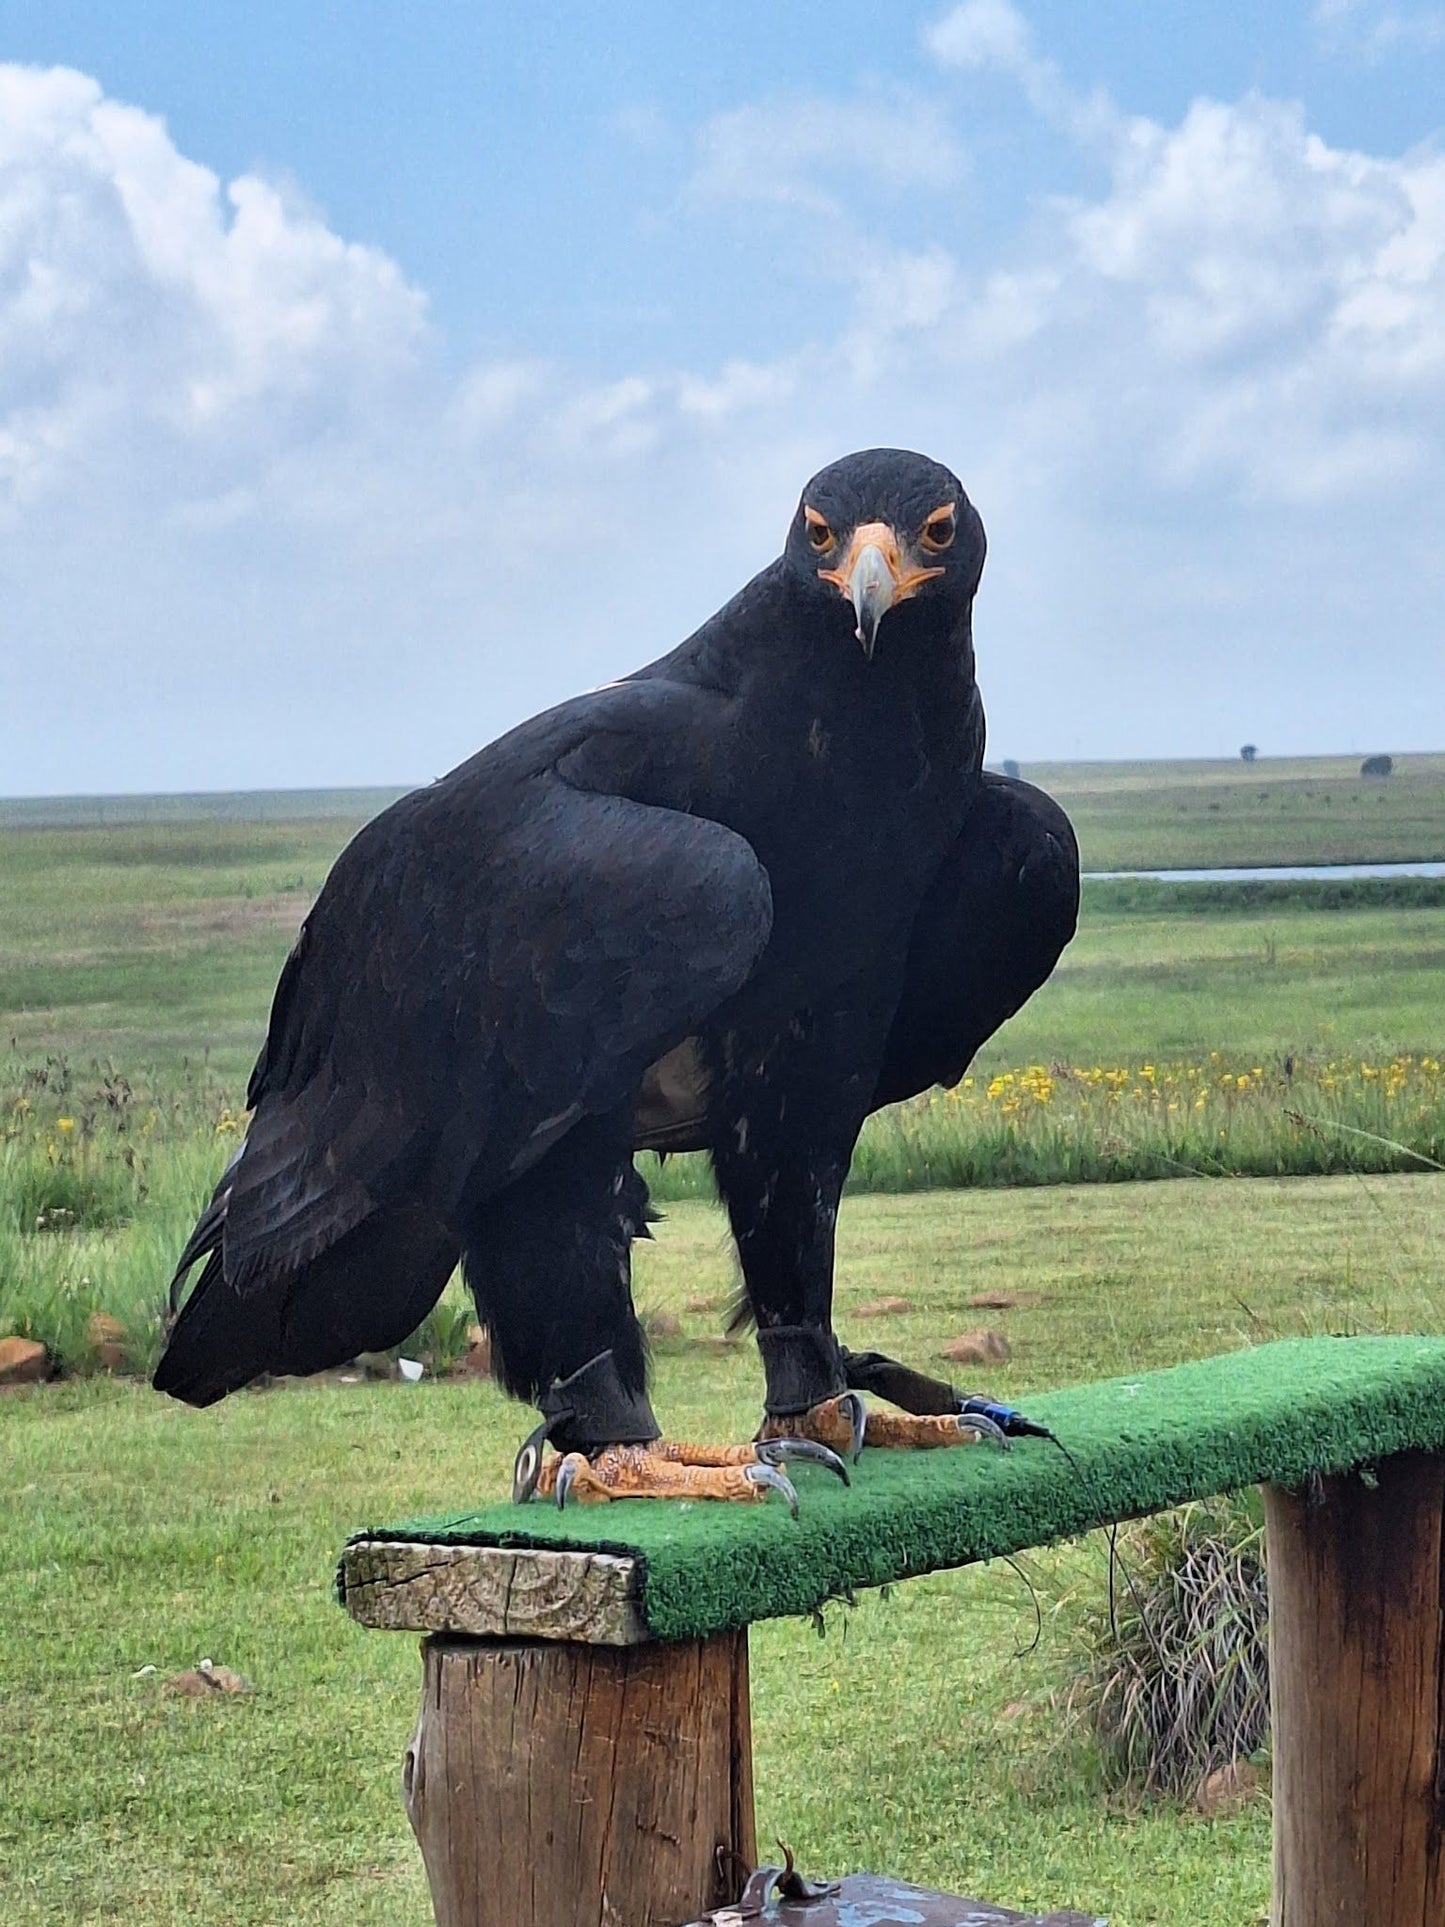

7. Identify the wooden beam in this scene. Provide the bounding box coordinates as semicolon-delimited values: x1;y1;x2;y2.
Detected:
339;1539;648;1644
1264;1450;1445;1925
403;1630;756;1927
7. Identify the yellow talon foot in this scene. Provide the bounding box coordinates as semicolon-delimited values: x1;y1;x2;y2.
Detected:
522;1435;848;1512
855;1406;1003;1449
763;1392;1009;1456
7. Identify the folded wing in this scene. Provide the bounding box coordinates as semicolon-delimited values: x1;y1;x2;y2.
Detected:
156;738;772;1403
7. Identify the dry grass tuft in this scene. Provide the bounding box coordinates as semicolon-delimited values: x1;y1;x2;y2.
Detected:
1067;1497;1270;1800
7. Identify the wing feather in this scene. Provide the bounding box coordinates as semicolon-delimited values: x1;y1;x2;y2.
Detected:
214;699;770;1293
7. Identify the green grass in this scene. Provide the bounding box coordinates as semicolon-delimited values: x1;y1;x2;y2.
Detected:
0;818;349;1083
1029;750;1445;872
2;755;1442;1090
647;1049;1445;1201
4;824;1444;1091
0;789;407;830
10;748;1445;868
4;774;1444;1362
3;756;1444;1922
5;1043;1441;1368
7;1174;1445;1925
1000;898;1445;1069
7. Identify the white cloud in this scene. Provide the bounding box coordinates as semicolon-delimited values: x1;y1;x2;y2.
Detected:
925;0;1115;140
685;57;1445;753
449;359;549;440
2;49;1443;794
0;65;428;527
925;0;1037;76
1313;0;1445;54
1064;97;1445;499
689;94;967;218
675;358;798;421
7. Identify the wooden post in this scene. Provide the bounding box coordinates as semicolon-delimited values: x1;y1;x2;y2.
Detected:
1263;1450;1445;1926
402;1630;756;1927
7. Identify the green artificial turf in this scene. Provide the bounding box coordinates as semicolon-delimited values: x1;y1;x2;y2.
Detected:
344;1334;1445;1641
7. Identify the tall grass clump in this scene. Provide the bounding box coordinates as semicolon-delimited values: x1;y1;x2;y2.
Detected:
396;1295;476;1376
0;1214;109;1370
0;1054;481;1377
1;1055;226;1373
1067;1497;1270;1800
645;1050;1445;1200
850;1050;1445;1192
7;1045;1444;1364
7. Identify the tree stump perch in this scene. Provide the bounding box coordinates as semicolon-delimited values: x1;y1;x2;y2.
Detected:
1264;1450;1445;1926
403;1630;756;1927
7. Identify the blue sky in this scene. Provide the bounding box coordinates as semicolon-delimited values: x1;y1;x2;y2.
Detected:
2;1;1443;792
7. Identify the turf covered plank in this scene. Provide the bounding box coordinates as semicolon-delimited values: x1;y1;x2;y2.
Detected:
340;1336;1445;1642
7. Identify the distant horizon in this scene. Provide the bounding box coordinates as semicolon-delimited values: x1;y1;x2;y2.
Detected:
4;746;1442;816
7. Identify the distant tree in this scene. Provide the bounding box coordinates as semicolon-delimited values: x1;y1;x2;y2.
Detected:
1240;744;1257;764
1360;754;1394;778
1002;758;1021;779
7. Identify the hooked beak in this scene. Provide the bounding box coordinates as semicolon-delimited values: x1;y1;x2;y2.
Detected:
848;544;893;662
817;521;945;660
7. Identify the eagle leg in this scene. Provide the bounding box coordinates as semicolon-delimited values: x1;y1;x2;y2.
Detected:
753;1327;1014;1458
840;1345;1044;1445
510;1351;849;1508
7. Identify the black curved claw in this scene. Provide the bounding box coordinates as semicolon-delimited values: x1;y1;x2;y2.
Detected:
754;1437;850;1486
512;1422;549;1504
956;1409;1011;1450
838;1391;867;1463
555;1456;581;1511
744;1462;800;1518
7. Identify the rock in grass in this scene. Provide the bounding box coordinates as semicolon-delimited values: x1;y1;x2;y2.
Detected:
85;1311;127;1372
449;1326;494;1378
164;1659;251;1697
940;1328;1011;1365
1195;1758;1259;1815
353;1351;400;1380
641;1310;682;1341
0;1336;50;1385
855;1295;914;1317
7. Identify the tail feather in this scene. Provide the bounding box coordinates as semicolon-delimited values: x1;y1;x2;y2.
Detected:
154;1199;459;1407
153;1245;286;1406
168;1175;232;1317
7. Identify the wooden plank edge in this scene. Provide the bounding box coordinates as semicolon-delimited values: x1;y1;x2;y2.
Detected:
338;1539;652;1645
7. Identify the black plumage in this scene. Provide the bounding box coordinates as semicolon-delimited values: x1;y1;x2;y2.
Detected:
156;449;1078;1467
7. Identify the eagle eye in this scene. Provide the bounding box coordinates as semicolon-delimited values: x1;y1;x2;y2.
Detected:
804;508;834;552
920;506;956;553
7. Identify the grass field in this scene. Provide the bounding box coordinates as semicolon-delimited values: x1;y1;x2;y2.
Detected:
7;1176;1445;1927
4;847;1442;1372
4;771;1445;1087
3;755;1444;1923
1034;750;1445;872
7;744;1442;867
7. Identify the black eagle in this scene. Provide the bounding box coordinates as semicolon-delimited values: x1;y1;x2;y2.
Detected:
156;449;1078;1509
